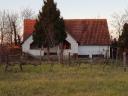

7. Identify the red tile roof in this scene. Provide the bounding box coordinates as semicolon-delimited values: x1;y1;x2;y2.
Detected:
24;19;110;45
23;19;36;42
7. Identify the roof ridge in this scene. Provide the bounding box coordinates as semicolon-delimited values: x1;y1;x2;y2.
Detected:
64;19;107;21
24;19;107;21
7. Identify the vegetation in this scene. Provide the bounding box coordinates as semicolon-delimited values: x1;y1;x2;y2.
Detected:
33;0;67;61
0;8;35;46
0;63;128;96
118;23;128;49
111;8;128;38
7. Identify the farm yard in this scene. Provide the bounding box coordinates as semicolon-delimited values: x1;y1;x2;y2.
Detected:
0;0;128;96
0;60;128;96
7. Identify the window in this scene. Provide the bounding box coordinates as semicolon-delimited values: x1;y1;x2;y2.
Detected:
63;40;71;49
30;42;40;49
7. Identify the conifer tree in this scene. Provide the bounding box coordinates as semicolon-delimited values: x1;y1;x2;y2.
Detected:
118;23;128;50
33;0;67;61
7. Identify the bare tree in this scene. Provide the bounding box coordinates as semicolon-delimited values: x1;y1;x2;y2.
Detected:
0;11;9;45
0;10;23;64
0;10;21;45
111;9;128;39
0;8;35;47
7;12;20;45
21;8;35;19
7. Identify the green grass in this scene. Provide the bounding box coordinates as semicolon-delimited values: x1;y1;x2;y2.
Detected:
0;63;128;96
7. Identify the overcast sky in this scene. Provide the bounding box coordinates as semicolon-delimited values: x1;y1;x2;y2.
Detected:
0;0;128;18
0;0;128;37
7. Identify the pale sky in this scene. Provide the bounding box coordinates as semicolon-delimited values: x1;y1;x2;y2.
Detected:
0;0;128;37
0;0;127;19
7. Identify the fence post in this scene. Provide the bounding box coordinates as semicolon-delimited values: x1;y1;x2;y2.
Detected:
123;52;127;72
68;52;71;65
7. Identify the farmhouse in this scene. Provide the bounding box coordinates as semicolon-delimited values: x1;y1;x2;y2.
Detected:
22;19;111;58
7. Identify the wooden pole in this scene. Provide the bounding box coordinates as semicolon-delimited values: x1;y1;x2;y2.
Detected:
68;52;71;65
123;52;126;72
116;47;118;64
5;54;9;72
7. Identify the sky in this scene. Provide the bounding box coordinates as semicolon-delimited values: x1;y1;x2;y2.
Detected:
0;0;128;37
0;0;127;19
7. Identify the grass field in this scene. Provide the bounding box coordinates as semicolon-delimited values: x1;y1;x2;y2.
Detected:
0;63;128;96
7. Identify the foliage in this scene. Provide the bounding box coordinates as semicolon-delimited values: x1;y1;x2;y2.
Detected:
110;38;118;59
118;23;128;49
33;0;67;48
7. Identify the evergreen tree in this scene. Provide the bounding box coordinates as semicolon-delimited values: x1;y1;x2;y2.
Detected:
33;0;67;61
118;23;128;49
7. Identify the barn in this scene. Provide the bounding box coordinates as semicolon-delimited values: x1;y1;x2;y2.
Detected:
22;19;111;58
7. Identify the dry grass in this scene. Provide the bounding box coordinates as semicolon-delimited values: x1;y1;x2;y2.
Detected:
0;63;128;96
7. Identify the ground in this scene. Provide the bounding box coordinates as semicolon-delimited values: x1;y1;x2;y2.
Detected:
0;63;128;96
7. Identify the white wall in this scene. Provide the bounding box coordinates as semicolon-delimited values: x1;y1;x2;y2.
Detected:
22;34;110;58
63;49;71;55
22;33;78;56
22;35;44;56
78;45;110;58
22;35;33;53
66;33;78;55
28;49;44;56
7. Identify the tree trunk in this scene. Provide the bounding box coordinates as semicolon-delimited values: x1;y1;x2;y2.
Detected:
123;51;127;72
59;43;64;64
39;46;43;64
17;35;21;45
0;28;4;45
47;46;50;62
12;22;17;45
